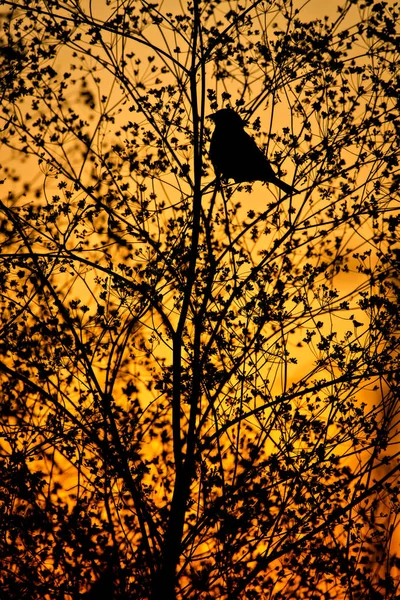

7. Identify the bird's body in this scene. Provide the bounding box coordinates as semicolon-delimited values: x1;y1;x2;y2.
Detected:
209;108;296;195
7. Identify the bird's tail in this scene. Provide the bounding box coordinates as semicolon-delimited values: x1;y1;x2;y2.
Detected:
272;177;298;195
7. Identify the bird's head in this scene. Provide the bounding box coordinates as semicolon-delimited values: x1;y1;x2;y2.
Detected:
208;108;247;129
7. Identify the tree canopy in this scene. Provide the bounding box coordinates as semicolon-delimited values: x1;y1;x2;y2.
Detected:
0;0;399;598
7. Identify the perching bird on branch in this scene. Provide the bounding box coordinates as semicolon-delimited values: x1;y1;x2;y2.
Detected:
209;108;297;195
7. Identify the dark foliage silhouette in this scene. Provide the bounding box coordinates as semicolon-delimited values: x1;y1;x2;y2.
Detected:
0;1;399;599
209;108;297;194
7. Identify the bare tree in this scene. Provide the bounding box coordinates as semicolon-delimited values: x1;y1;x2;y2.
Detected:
0;1;399;598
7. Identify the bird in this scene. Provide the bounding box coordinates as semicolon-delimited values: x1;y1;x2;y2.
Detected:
209;108;297;195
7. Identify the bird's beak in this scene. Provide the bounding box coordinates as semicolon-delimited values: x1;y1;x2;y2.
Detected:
206;113;215;121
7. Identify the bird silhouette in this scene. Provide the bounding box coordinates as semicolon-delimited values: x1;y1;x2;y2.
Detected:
209;108;297;195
